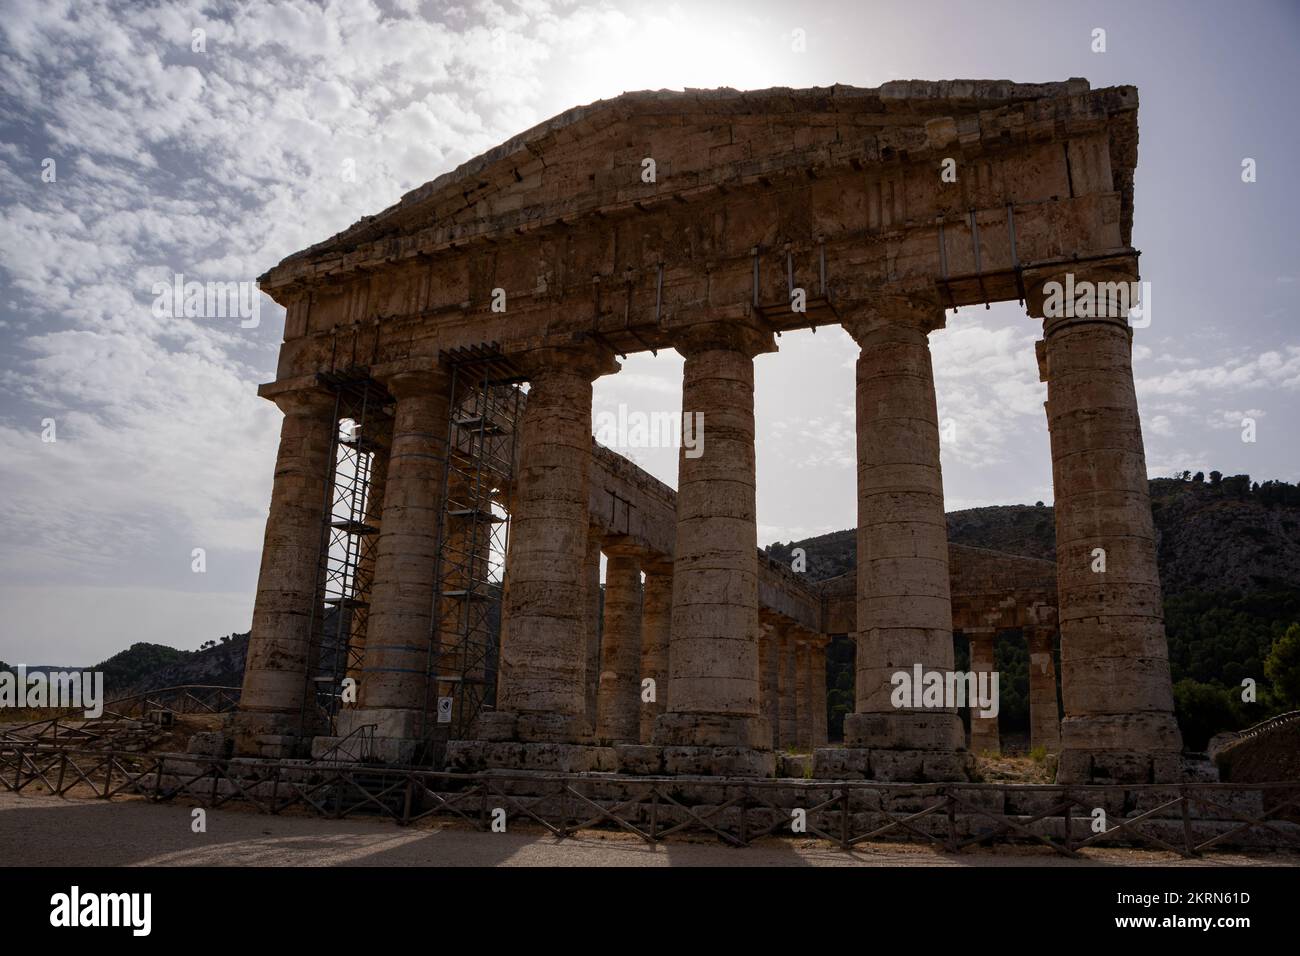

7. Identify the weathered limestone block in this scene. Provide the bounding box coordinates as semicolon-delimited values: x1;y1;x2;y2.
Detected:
662;746;776;778
811;748;870;779
779;753;812;779
186;731;232;758
1005;788;1071;818
615;744;666;775
596;541;643;744
444;740;618;773
234;386;338;754
813;745;974;783
947;787;1007;816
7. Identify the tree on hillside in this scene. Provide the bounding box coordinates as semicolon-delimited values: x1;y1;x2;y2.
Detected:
1221;474;1251;498
1264;623;1300;711
1173;679;1249;750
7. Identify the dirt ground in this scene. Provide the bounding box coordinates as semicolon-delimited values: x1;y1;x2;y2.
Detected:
2;792;1296;867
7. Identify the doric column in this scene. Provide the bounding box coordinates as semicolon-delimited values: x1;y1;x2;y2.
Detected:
655;318;775;775
640;559;673;744
778;627;799;750
584;527;604;734
758;618;781;749
495;344;617;743
596;540;643;744
836;299;967;780
811;636;830;747
234;385;338;756
967;628;1000;755
796;638;814;751
1030;268;1181;782
348;368;451;755
1027;623;1062;753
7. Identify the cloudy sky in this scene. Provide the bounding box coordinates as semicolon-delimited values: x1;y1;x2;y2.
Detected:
1;0;1297;665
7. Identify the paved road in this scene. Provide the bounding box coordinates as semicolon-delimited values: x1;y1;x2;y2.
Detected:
2;793;1295;867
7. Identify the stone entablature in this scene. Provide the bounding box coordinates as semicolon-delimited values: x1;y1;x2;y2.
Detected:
821;542;1058;635
256;81;1137;386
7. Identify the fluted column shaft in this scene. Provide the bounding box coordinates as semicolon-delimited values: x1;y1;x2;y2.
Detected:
639;561;673;743
1034;282;1181;780
596;545;643;744
844;305;962;752
657;321;773;751
357;370;451;736
584;528;604;735
967;629;1000;754
497;346;612;742
235;387;338;752
758;622;781;749
811;637;829;747
796;640;814;750
1028;625;1062;753
778;629;799;750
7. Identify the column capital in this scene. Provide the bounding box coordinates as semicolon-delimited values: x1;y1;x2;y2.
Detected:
602;535;645;560
375;366;452;401
839;294;945;344
1022;257;1141;329
512;342;620;381
271;385;336;418
671;315;776;358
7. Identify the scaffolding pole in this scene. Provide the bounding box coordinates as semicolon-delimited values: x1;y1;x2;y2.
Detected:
420;345;524;765
300;369;392;738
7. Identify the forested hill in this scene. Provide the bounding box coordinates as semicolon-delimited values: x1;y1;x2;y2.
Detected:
764;474;1300;596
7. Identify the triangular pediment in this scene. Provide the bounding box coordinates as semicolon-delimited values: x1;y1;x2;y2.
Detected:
264;78;1135;287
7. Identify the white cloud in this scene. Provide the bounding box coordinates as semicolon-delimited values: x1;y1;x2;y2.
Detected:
0;0;652;620
1137;347;1300;397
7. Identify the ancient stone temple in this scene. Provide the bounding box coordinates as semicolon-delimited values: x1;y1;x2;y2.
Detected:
234;78;1184;785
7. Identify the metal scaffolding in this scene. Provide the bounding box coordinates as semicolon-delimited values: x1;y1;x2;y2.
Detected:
301;369;392;737
420;345;524;762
